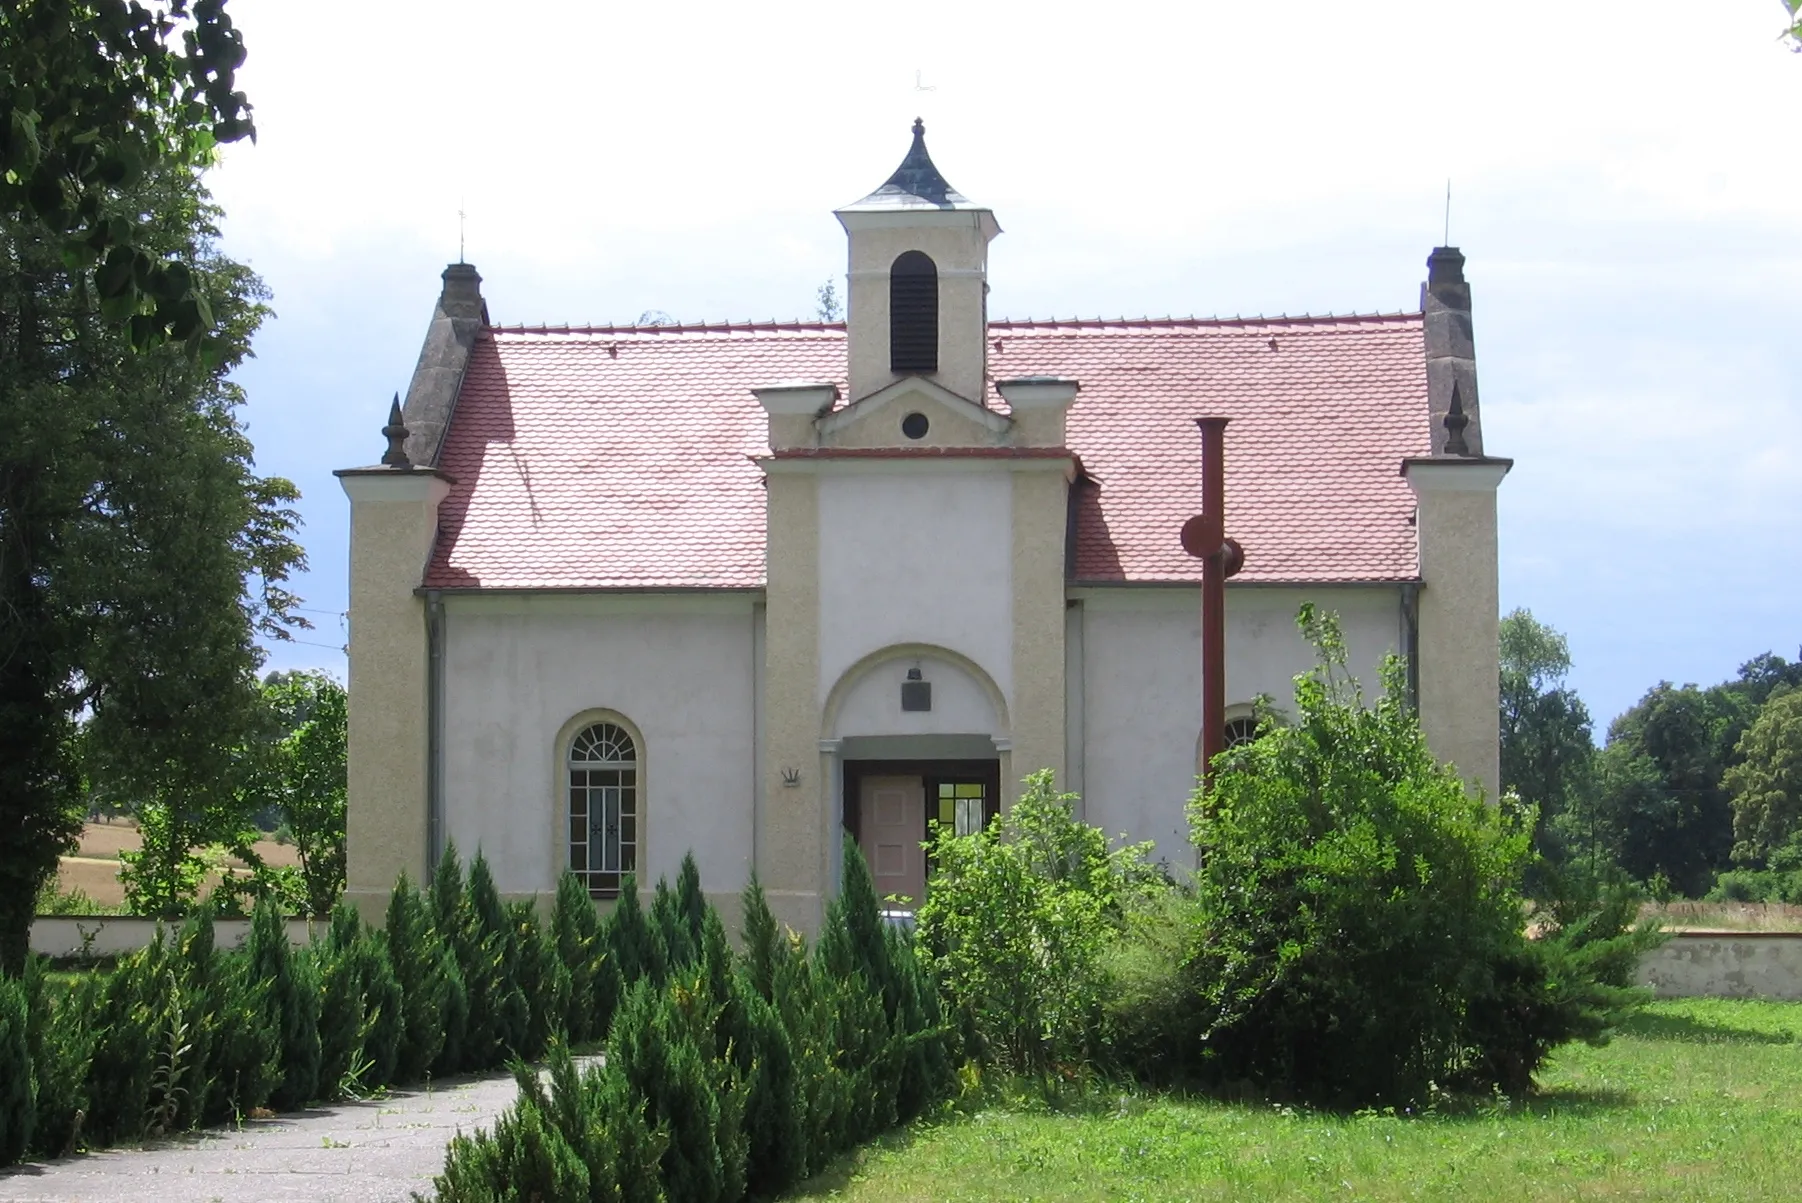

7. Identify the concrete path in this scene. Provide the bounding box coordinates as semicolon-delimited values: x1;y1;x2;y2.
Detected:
0;1070;522;1203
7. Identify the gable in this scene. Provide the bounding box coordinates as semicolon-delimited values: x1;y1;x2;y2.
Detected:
817;376;1010;450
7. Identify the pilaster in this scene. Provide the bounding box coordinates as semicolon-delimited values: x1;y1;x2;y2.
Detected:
1404;459;1510;799
335;467;453;921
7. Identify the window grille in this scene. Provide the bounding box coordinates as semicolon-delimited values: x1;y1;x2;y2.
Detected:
568;722;637;898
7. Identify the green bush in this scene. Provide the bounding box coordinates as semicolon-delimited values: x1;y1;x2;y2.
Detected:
607;873;665;988
919;772;1158;1075
465;854;529;1063
22;957;97;1157
552;871;607;1046
431;851;947;1202
1187;605;1648;1104
609;977;729;1202
432;1046;665;1203
316;903;403;1098
385;871;450;1082
247;896;320;1111
0;972;31;1166
508;898;571;1060
1708;867;1802;903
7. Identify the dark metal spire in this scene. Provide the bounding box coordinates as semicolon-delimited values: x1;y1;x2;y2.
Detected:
381;393;412;468
1442;381;1471;457
841;118;977;211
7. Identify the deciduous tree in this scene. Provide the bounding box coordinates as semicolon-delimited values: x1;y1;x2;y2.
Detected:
1726;688;1802;865
0;163;303;971
0;0;253;349
1498;609;1595;859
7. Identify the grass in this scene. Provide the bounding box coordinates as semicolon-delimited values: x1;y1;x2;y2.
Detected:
786;999;1802;1202
1642;901;1802;932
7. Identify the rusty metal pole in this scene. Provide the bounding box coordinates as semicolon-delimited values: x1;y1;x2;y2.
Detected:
1197;417;1229;787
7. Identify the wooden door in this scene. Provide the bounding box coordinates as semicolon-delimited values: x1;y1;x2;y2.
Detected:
858;775;925;910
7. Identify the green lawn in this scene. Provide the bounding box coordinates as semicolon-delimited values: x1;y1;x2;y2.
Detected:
787;1000;1802;1202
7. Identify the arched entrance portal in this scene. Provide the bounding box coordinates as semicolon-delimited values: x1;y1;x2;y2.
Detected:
820;645;1010;909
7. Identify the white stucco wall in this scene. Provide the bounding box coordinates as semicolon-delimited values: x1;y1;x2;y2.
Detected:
1075;584;1405;868
439;594;758;899
833;655;1001;739
817;467;1014;709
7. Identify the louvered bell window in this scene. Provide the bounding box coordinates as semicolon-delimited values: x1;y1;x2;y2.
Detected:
889;250;938;374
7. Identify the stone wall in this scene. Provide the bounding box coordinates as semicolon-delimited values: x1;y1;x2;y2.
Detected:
1636;932;1802;1001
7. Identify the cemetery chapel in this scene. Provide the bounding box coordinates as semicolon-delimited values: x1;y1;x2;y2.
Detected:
338;121;1511;930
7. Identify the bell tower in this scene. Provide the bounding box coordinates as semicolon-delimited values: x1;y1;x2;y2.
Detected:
835;119;1000;405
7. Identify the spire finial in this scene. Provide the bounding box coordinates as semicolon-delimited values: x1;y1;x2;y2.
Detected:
1442;380;1471;457
382;393;412;468
912;116;924;136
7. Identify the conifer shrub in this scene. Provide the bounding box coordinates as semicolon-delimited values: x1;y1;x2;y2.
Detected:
431;842;475;1074
465;854;530;1063
196;939;280;1124
432;1045;666;1203
609;977;726;1202
358;919;405;1089
385;871;451;1082
509;898;571;1060
650;874;697;973
170;906;281;1129
317;904;369;1097
552;871;605;1045
22;956;97;1158
428;849;951;1202
434;1062;591;1203
248;896;321;1111
0;972;32;1166
607;873;665;988
316;903;403;1097
82;933;168;1145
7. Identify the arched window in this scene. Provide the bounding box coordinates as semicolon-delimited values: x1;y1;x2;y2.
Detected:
568;721;638;898
1224;716;1261;748
889;250;938;374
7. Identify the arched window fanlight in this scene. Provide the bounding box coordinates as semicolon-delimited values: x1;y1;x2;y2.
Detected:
889;250;938;374
568;721;638;898
1224;716;1261;748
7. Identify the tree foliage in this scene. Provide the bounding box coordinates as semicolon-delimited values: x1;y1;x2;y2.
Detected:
0;161;304;971
256;671;347;916
0;0;254;350
919;770;1158;1074
1499;609;1595;859
1568;652;1802;896
1725;688;1802;866
1185;604;1648;1103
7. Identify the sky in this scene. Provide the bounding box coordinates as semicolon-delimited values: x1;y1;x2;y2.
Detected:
210;0;1802;733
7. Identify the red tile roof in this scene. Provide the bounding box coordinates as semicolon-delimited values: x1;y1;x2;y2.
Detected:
423;315;1428;590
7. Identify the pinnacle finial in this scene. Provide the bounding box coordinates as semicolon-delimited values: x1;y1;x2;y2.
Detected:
912;116;924;136
1442;380;1471;457
381;393;412;468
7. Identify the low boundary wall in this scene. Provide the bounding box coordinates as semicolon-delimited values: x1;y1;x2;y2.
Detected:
29;915;317;960
1636;931;1802;1001
27;918;1802;1002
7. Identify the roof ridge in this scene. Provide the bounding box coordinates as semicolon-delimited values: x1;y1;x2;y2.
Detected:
990;311;1422;330
488;311;1423;338
489;319;847;337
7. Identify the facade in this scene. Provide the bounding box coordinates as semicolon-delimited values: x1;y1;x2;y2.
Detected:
338;123;1510;931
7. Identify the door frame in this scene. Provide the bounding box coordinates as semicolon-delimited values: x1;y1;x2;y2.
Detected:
841;758;1002;846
